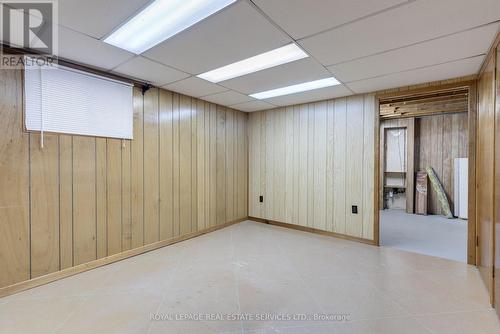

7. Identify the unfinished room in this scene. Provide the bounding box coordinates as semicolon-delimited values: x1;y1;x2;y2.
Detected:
0;1;500;333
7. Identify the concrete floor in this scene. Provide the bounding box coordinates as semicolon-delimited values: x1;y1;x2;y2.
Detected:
0;220;497;334
380;209;467;263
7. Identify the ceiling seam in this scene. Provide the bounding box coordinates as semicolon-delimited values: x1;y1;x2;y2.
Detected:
246;0;356;95
325;20;500;68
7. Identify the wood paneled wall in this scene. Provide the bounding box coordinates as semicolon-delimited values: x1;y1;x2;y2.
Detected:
248;94;376;241
415;113;468;215
0;69;248;289
477;51;496;304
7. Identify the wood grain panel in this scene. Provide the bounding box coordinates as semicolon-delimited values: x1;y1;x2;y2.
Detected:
179;95;192;234
363;94;375;240
172;94;181;236
107;139;122;255
494;46;500;313
225;109;235;222
72;136;96;266
313;102;327;231
0;73;248;292
130;87;144;249
0;69;29;287
95;138;107;258
159;90;174;239
298;105;308;227
248;112;260;217
248;94;376;242
216;106;226;225
274;108;286;223
345;96;364;237
59;135;73;269
30;134;59;278
121;140;131;251
477;54;495;302
143;88;160;244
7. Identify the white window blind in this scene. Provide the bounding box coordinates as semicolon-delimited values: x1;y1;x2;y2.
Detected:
24;61;133;139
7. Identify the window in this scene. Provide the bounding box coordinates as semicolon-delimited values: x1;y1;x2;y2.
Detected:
24;61;133;139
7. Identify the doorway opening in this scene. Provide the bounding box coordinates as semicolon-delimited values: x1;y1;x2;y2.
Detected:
376;84;476;264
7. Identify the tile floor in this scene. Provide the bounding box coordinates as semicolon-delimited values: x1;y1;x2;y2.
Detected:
380;209;468;262
0;220;499;334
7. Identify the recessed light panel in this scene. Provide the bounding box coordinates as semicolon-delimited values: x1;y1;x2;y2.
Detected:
104;0;237;54
197;43;308;83
250;77;341;100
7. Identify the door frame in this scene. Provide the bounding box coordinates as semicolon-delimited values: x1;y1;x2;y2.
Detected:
373;80;478;265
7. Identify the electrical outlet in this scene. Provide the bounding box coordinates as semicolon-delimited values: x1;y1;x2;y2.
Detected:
259;195;263;203
352;205;358;214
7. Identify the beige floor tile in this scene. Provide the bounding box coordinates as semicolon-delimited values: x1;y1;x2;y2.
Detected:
0;221;495;334
416;310;500;334
0;296;86;334
55;291;163;334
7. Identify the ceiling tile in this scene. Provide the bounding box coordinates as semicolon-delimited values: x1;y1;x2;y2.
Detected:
299;0;500;66
219;57;332;94
112;56;189;86
163;77;227;98
58;26;134;70
328;23;499;83
59;0;152;39
201;90;253;106
346;56;484;94
253;0;408;39
230;100;276;112
142;1;291;74
263;84;352;106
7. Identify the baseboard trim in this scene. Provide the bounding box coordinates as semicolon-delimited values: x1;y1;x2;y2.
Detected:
0;217;247;298
248;216;377;246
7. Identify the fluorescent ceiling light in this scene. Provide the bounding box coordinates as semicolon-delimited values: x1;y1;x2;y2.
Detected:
104;0;237;54
197;43;309;83
250;77;341;100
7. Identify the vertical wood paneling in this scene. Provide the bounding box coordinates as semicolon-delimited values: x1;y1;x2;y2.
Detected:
265;110;274;220
249;113;260;217
179;95;192;234
248;94;376;241
345;96;364;237
172;94;181;236
121;140;131;251
59;135;73;269
159;90;174;240
30;134;59;278
0;74;249;291
209;103;217;227
313;102;327;231
144;88;160;244
197;100;206;230
363;94;375;240
225;109;235;222
106;139;122;255
477;55;495;299
216;106;226;225
333;98;347;234
72;136;96;265
131;87;144;249
326;101;335;232
298;105;308;226
274;108;286;222
191;98;198;232
0;70;29;287
95;138;107;258
285;106;294;224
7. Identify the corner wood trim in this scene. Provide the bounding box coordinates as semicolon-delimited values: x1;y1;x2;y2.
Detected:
0;217;248;299
248;217;377;246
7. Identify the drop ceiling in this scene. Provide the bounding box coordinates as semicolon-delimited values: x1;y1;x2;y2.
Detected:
48;0;500;110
